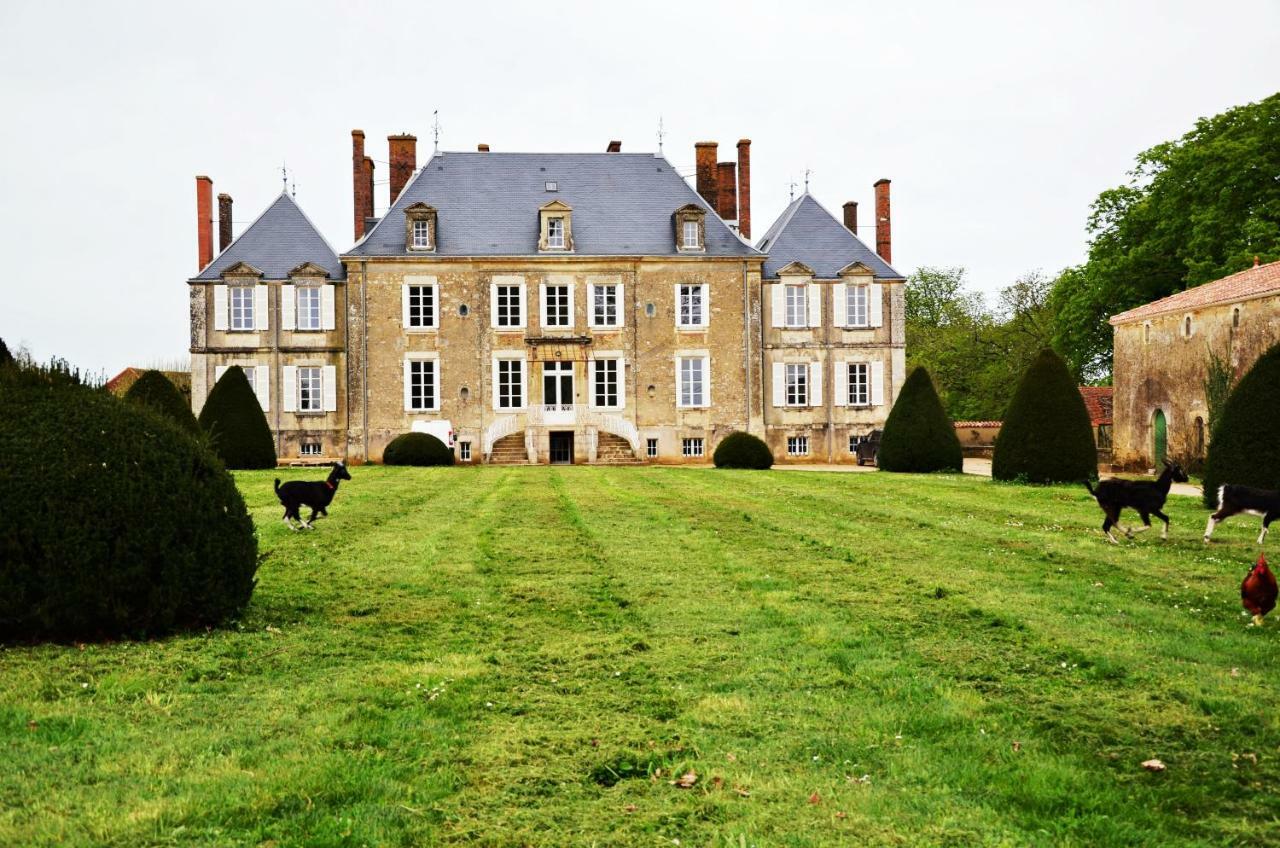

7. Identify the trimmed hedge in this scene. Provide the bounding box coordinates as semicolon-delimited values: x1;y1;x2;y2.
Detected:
877;367;963;473
198;366;276;469
992;349;1097;484
383;432;455;466
1203;343;1280;507
713;431;774;469
0;365;258;641
125;369;200;435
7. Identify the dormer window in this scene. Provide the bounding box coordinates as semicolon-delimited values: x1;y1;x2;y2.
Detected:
673;204;706;252
403;203;437;252
548;217;565;249
538;200;574;252
682;220;700;249
412;219;431;249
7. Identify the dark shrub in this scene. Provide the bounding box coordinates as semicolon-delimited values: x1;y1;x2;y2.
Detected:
992;349;1097;484
877;367;963;473
0;366;258;641
383;432;455;466
0;337;12;367
125;369;200;435
713;431;774;469
1203;343;1280;507
198;366;276;469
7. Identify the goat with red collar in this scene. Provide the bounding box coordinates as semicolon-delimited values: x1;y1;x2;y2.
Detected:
274;461;352;530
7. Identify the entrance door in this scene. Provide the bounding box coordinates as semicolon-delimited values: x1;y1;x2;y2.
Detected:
543;361;574;409
550;431;574;464
1153;409;1167;465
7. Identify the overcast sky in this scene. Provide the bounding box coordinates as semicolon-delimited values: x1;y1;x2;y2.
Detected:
2;0;1276;376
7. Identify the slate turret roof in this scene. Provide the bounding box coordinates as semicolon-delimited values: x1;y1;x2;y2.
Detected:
755;193;902;280
193;192;344;281
346;151;761;259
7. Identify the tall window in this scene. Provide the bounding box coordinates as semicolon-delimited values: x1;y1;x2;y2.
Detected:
547;217;565;249
495;285;523;328
785;285;807;327
296;286;322;331
678;284;705;327
682;220;700;249
847;363;869;406
497;359;524;409
230;286;255;330
847;285;868;327
592;284;619;327
592;358;620;408
678;356;706;407
407;285;435;328
412;219;432;249
408;360;436;411
298;366;322;412
544;284;570;326
785;363;808;406
646;438;658;458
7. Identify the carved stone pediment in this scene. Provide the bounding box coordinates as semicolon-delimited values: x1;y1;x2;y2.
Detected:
776;261;815;277
837;261;875;277
288;261;331;278
539;199;573;213
220;261;263;278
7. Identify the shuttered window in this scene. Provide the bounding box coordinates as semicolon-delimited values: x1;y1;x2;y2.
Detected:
229;286;255;330
296;286;322;330
847;285;868;327
785;363;808;406
297;367;323;412
785;285;807;328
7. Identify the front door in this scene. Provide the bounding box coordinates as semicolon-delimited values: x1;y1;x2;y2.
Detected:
1153;409;1167;465
550;431;574;464
543;361;574;409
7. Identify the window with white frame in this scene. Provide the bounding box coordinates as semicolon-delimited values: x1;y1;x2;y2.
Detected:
411;219;432;250
682;220;700;249
229;286;255;330
784;285;807;328
300;441;322;456
646;438;658;458
297;366;323;412
496;359;524;409
846;285;869;327
547;217;565;249
592;284;619;327
296;285;322;331
407;285;435;329
682;438;704;458
592;358;621;408
458;441;472;461
787;436;809;456
544;284;570;327
407;360;437;411
678;356;707;407
785;363;808;406
495;285;523;328
847;362;870;406
678;284;705;327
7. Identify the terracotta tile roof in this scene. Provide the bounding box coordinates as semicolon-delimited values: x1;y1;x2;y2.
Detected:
1110;259;1280;324
1079;385;1113;426
105;367;144;395
953;420;1001;428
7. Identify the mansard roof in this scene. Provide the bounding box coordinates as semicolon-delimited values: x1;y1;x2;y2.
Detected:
756;193;901;281
194;192;344;281
346;151;761;259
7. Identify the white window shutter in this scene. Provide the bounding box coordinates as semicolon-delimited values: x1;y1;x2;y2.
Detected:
871;360;885;406
673;284;682;327
403;360;414;411
700;285;710;327
771;284;785;328
321;285;336;331
282;366;297;412
255;365;270;411
566;282;576;328
429;284;440;328
869;283;883;328
322;365;337;412
539;282;550;329
674;358;684;406
616;358;626;409
615;284;626;327
833;283;847;328
810;360;823;407
832;360;847;407
489;283;499;329
254;285;269;331
214;364;228;385
586;284;597;329
517;284;526;329
807;283;822;327
281;285;296;331
491;358;501;409
213;286;228;331
772;362;786;407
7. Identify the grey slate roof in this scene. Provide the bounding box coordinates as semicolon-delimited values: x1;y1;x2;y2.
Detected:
194;192;344;281
756;194;902;280
347;152;760;258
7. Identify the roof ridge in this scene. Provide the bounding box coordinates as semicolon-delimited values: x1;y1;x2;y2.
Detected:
1110;259;1280;324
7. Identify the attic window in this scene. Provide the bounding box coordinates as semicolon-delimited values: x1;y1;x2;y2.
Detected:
545;181;558;192
548;218;565;248
673;204;706;252
403;203;438;253
538;200;573;252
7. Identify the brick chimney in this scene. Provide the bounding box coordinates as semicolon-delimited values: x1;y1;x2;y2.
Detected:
388;133;417;205
606;140;621;153
874;179;892;263
217;193;233;252
736;139;751;239
717;161;737;221
477;143;490;152
352;130;372;240
695;142;718;207
195;175;213;271
842;201;857;235
364;157;375;221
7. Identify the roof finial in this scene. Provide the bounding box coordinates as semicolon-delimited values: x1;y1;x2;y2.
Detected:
788;176;797;201
804;168;812;193
290;176;296;199
431;110;441;154
281;161;288;192
657;115;665;154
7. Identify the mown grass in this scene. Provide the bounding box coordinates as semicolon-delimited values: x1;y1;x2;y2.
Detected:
2;466;1278;846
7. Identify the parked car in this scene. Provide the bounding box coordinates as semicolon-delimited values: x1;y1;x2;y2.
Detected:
855;430;882;466
411;419;455;448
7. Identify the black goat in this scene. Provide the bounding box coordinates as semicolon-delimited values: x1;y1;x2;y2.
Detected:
1204;484;1280;545
1084;460;1188;544
274;462;352;530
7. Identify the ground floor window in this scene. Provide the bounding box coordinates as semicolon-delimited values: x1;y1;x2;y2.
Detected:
300;441;322;456
646;438;658;458
848;434;859;453
497;359;524;409
787;436;809;456
682;437;704;458
458;441;472;461
298;366;323;412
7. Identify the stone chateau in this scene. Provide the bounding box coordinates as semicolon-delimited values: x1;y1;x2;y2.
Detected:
189;132;906;464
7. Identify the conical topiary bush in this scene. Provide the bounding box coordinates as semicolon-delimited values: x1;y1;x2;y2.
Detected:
125;369;200;435
992;349;1096;483
198;366;276;469
877;366;963;473
1203;343;1280;508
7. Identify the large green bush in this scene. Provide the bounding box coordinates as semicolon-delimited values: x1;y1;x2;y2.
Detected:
0;366;258;641
198;366;276;469
383;432;455;466
1203;343;1280;507
713;431;774;469
992;349;1097;483
125;369;200;435
877;367;963;473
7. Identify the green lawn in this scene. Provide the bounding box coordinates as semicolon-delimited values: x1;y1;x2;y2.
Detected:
2;467;1278;846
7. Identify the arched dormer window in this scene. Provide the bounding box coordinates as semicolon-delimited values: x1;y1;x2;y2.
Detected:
404;203;437;252
673;204;706;252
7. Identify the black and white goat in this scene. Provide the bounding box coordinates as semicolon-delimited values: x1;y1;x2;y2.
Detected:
1084;460;1189;544
1204;484;1280;545
274;461;352;530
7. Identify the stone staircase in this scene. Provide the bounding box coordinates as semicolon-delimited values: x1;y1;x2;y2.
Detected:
596;432;643;464
488;432;529;464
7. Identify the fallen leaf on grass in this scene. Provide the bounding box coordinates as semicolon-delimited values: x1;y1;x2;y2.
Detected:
26;721;37;732
671;771;698;789
1230;667;1241;677
1011;741;1021;752
733;785;751;798
1142;759;1166;772
726;752;737;762
846;774;871;785
808;792;821;805
623;804;637;813
835;811;847;820
710;776;724;790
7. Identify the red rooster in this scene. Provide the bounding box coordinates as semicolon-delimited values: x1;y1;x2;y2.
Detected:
1242;553;1278;627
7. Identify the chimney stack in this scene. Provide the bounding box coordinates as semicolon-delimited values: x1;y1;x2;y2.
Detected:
387;133;417;205
716;162;737;222
606;140;621;153
217;193;233;252
477;143;490;152
842;201;858;235
695;142;718;207
352;130;372;240
736;139;751;239
874;179;892;263
195;175;213;271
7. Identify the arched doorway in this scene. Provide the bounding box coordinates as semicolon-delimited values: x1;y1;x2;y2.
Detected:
1153;409;1168;465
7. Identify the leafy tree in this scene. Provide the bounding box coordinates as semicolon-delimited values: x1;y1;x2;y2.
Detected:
712;431;773;469
0;338;12;367
877;367;963;473
1051;94;1280;376
992;349;1097;484
198;366;276;469
1203;343;1280;508
124;369;200;435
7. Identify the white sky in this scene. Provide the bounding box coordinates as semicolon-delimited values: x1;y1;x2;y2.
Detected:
2;0;1276;376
